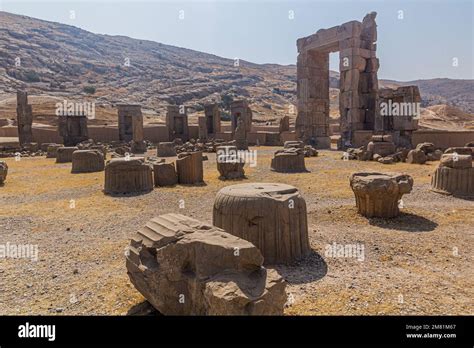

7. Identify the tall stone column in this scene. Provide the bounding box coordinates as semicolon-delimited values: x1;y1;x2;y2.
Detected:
16;91;33;145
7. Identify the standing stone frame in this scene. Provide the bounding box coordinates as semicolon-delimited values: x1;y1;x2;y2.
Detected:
296;12;379;149
118;104;144;142
204;103;221;137
58;114;89;146
166;105;189;141
230;100;252;134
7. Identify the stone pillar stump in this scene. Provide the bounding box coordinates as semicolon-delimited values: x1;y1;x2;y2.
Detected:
213;183;311;264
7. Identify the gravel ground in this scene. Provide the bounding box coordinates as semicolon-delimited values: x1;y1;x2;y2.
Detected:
0;148;472;315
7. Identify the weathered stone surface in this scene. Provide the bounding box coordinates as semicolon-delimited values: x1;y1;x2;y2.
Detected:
71;150;105;173
350;172;413;218
271;149;307;173
131;140;147;154
439;154;473;169
166;105;189;141
279;116;290;133
284;141;304;149
444;147;473;156
427;149;443;161
118;104;143;143
367;141;396;157
378;156;394;164
213;183;311;264
431;166;474;197
0;161;8;184
406;149;427;164
303;145;318;157
153;162;178;187
40;143;56;152
216;146;245;180
234;118;248;150
55;147;78;163
58;115;88;146
46;144;62;158
176;151;204;184
16;91;33;145
416;142;435;154
157;142;177;157
126;213;287;315
104;157;153;194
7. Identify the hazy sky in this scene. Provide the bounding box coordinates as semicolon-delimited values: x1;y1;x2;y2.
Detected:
2;0;473;81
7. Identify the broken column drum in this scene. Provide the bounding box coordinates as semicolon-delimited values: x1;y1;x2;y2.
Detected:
431;154;474;197
271;149;307;173
153;162;178;187
157;142;177;157
46;144;62;158
349;172;413;218
55;147;78;163
176;151;204;184
71;150;105;173
213;183;311;264
104;157;153;194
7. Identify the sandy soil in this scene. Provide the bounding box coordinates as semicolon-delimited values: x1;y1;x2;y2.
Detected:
0;148;473;315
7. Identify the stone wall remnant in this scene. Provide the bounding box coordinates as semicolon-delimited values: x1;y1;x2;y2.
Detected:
117;104;146;153
204;103;221;136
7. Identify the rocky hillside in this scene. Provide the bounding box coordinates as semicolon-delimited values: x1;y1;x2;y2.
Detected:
0;11;472;127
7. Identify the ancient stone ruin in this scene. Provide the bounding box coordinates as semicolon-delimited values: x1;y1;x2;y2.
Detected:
204;103;221;137
279;115;290;133
431;152;474;197
271;147;307;173
213;183;311;264
296;12;379;148
216;145;245;180
234;118;248;150
16;90;33;145
157;142;177;157
71;150;105;173
46;144;62;158
104;157;153;195
125;213;287;315
153;162;178;187
376;86;421;147
58;114;89;146
55;146;78;163
117;104;146;153
230;99;252;134
176;151;204;184
166;105;189;141
0;161;8;184
350;172;414;218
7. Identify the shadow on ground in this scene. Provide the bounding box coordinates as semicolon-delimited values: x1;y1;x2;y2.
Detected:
274;250;328;285
368;212;438;232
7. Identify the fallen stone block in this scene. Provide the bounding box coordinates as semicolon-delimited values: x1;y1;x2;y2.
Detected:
125;213;287;315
